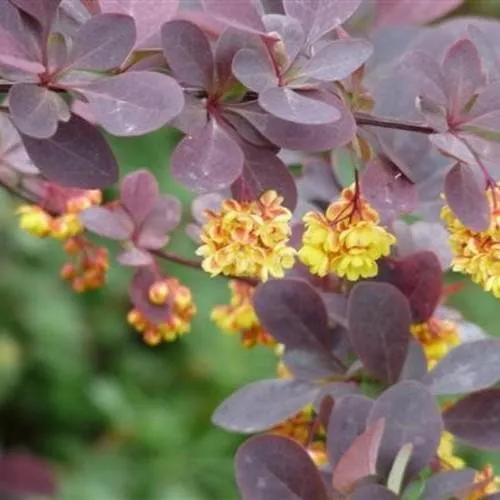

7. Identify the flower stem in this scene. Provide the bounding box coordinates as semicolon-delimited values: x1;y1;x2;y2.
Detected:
354;112;435;134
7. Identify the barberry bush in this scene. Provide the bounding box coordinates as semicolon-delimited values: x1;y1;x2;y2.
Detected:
2;0;500;498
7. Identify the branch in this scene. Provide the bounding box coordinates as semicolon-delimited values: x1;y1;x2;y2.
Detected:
354;112;435;134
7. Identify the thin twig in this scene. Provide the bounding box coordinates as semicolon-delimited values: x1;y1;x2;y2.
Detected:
354;112;435;134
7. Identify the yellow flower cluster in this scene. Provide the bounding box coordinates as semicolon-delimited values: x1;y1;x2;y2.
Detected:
17;190;101;240
270;405;327;466
410;318;461;369
437;431;466;470
299;185;396;281
211;280;276;348
60;238;109;292
127;277;196;346
441;183;500;298
468;465;500;500
196;191;295;281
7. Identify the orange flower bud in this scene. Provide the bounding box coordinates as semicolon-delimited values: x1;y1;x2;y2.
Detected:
148;281;169;305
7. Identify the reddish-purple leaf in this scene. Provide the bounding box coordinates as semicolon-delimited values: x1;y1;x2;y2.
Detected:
332;419;385;494
367;381;443;479
162;20;214;89
0;114;38;174
202;0;264;32
262;13;304;64
10;0;61;33
303;39;373;82
171;120;244;192
8;84;59;139
399;339;427;382
441;38;484;117
444;388;500;450
253;279;334;352
283;0;361;45
231;143;297;211
129;267;171;323
0;453;56;497
46;32;69;73
425;340;500;396
21;114;118;189
282;348;345;380
421;469;476;500
348;484;398;500
232;47;278;92
385;251;443;323
80;205;133;240
465;81;500;133
444;162;490;232
100;0;178;49
348;282;411;384
117;247;153;267
66;13;136;70
259;87;340;125
79;72;184;136
120;169;159;226
429;132;476;164
235;435;329;500
136;195;181;249
327;395;373;469
373;0;463;28
212;379;320;433
415;95;448;132
360;156;418;217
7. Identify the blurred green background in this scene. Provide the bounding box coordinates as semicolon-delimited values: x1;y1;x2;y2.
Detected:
1;1;500;499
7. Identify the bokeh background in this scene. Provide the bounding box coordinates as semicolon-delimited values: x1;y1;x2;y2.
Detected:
1;1;500;498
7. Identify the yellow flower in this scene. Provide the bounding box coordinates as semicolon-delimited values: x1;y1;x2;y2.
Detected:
299;184;395;280
467;465;500;500
127;278;196;345
442;183;500;298
51;213;84;240
196;191;295;281
437;431;466;470
17;205;53;238
411;318;461;369
211;280;276;348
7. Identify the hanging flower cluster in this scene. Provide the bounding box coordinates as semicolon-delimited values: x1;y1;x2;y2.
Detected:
197;191;295;281
127;277;196;346
211;280;276;348
442;183;500;298
299;184;396;281
410;317;461;369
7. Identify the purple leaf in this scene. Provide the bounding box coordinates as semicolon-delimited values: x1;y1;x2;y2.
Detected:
117;247;153;267
21;114;118;189
367;381;443;480
79;72;184;136
232;47;278;92
10;0;61;33
444;388;500;450
465;81;500;133
373;0;462;27
8;84;59;139
429;132;476;164
0;452;56;497
120;169;159;226
384;251;443;323
0;114;38;174
100;0;178;49
399;339;427;382
282;348;344;380
80;205;133;240
171;120;244;192
444;162;490;232
46;32;69;72
212;379;319;433
348;282;411;384
202;0;264;32
283;0;361;45
424;340;500;396
66;13;136;70
415;95;448;132
303;39;373;82
332;419;385;494
327;395;373;469
360;156;418;217
235;434;329;500
262;13;305;64
259;87;340;124
136;195;181;249
253;278;334;352
441;38;484;116
231;143;298;211
348;484;398;500
161;20;214;89
129;267;171;323
421;469;476;500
